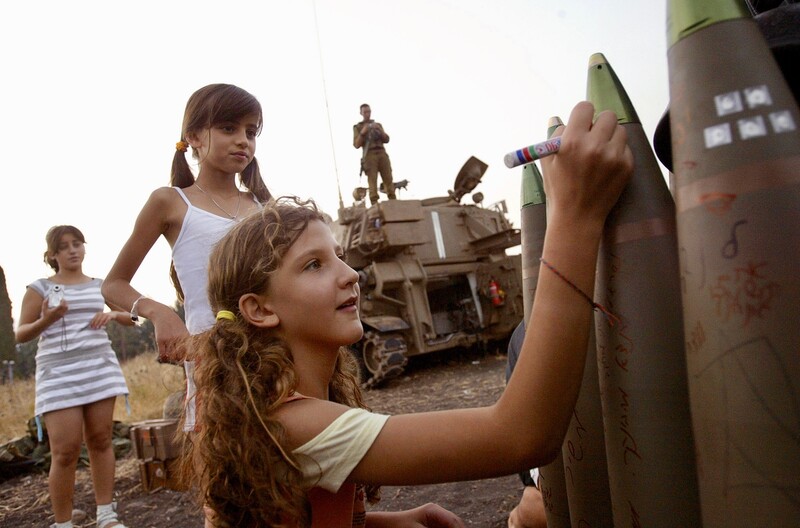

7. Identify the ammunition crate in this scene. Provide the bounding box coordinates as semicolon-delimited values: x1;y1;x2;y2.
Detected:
130;419;181;461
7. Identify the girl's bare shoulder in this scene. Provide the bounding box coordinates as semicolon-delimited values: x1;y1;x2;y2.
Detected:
273;398;352;448
130;186;190;243
147;185;184;205
142;186;188;219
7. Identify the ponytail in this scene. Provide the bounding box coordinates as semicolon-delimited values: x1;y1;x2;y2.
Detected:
241;157;272;204
169;142;194;302
169;262;185;304
171;143;196;189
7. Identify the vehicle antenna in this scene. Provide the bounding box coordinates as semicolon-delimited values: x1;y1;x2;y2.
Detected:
312;0;345;210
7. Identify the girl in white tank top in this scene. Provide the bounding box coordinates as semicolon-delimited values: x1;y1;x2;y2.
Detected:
103;83;271;364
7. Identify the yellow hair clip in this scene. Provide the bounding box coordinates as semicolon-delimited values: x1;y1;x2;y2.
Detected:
216;310;236;322
176;141;189;153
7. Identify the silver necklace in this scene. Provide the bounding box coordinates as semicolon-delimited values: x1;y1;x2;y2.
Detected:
194;183;242;220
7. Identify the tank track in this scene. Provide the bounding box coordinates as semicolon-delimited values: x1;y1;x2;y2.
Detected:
361;331;408;388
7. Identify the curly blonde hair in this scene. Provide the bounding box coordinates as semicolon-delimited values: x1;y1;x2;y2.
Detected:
180;197;376;527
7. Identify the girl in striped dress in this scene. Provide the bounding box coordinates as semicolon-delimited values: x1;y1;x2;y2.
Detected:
16;225;133;528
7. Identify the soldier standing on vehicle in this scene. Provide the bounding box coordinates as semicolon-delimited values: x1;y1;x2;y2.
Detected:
353;103;396;206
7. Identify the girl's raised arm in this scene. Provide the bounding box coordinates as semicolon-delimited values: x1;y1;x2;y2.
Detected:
280;102;633;487
102;187;188;360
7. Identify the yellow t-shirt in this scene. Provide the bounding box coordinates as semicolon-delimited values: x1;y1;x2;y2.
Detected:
294;407;389;492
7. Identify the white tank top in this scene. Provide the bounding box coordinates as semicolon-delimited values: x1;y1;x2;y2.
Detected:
172;188;258;334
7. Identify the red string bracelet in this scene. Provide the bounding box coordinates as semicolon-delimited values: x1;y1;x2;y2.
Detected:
539;258;620;327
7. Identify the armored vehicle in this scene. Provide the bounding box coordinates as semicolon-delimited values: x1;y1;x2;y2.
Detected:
334;156;524;386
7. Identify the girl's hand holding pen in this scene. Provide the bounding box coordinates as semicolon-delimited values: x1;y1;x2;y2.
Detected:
540;101;633;229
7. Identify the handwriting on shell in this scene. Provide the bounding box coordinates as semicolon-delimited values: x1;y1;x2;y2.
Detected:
709;261;779;327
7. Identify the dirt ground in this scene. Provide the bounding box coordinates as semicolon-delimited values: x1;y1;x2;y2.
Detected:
0;346;523;527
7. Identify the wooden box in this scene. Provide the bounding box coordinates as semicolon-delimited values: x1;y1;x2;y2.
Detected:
130;419;181;461
138;458;187;493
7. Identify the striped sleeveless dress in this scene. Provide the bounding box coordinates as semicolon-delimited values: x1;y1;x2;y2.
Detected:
29;278;129;416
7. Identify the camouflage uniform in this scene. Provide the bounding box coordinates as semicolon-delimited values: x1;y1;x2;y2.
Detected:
354;120;396;205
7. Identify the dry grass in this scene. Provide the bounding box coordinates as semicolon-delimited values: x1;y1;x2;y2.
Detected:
0;373;34;444
0;353;185;445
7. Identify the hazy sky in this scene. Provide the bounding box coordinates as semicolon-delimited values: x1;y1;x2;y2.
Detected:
2;0;669;327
